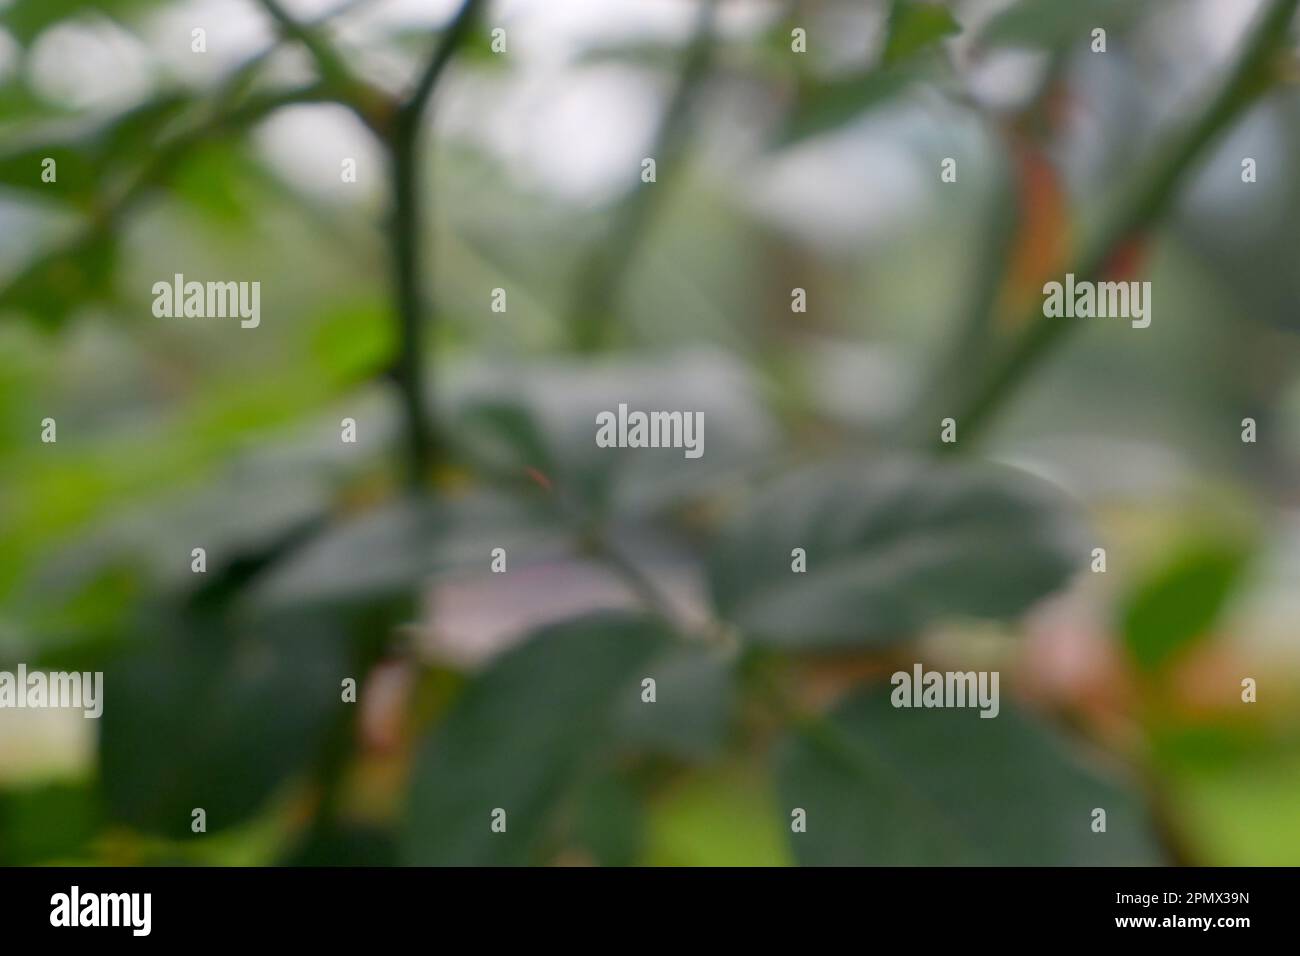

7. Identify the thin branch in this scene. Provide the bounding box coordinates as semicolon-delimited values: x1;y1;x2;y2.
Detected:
253;0;395;134
585;532;686;629
570;0;719;352
256;0;354;86
0;81;334;315
904;130;1020;440
904;50;1070;442
401;0;484;127
112;83;336;219
943;0;1299;450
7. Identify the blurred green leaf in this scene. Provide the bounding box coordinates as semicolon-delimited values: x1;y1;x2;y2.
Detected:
168;141;261;225
403;612;672;865
884;1;961;67
0;79;67;123
570;771;645;867
0;93;193;207
613;642;734;760
99;604;350;839
776;686;1164;864
1151;722;1300;865
454;400;559;481
280;824;398;867
708;460;1080;649
0;232;117;328
458;23;517;67
0;780;101;864
644;763;789;866
773;0;961;146
978;0;1137;49
776;66;918;146
0;143;96;204
448;350;774;519
249;492;564;610
23;456;334;625
1121;540;1251;673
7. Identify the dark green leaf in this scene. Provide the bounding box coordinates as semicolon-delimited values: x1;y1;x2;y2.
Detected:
570;771;645;867
1121;540;1251;673
776;686;1164;864
280;824;398;867
99;605;349;839
613;642;734;760
448;350;774;519
403;612;672;865
708;460;1081;649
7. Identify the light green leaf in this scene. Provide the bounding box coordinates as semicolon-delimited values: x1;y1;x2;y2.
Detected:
708;460;1081;649
775;66;918;147
0;781;101;864
644;764;790;866
776;687;1165;864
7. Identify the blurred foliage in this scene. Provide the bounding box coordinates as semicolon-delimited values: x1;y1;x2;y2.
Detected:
776;688;1162;864
1122;537;1252;673
1;0;1299;867
708;460;1081;648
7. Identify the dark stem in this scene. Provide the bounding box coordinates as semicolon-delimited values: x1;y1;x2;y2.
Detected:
385;0;484;488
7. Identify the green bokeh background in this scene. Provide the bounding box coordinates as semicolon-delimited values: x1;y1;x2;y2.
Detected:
1;0;1298;866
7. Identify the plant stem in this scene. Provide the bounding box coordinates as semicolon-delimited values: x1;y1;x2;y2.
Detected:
256;0;354;86
252;0;392;134
586;532;684;627
905;129;1020;439
943;0;1298;450
570;0;718;352
386;0;484;488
